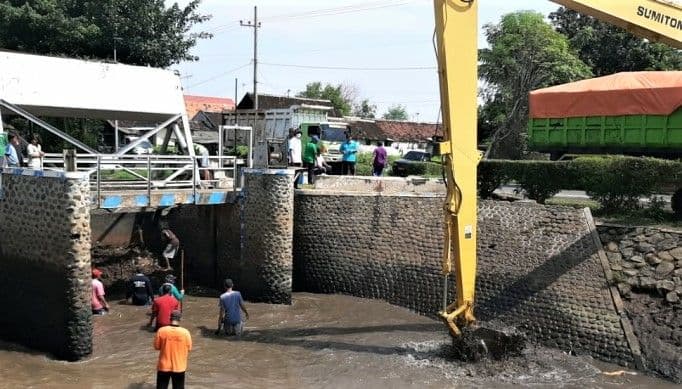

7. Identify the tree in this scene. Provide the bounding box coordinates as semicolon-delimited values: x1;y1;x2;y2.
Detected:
297;82;354;116
353;99;377;118
549;7;682;77
479;11;591;159
0;0;212;67
382;104;408;121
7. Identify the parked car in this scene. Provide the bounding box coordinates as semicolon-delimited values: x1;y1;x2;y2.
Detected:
391;150;432;177
125;136;154;155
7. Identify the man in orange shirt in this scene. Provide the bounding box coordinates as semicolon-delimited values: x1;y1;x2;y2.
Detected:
154;310;192;389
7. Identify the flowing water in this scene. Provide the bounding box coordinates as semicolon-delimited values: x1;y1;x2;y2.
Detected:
0;293;676;388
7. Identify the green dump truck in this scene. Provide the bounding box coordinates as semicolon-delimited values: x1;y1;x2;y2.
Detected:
528;71;682;160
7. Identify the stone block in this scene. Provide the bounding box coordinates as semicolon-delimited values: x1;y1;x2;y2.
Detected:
655;262;675;279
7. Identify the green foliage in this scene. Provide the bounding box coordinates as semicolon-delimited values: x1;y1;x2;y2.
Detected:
382;104;408;121
353;99;377;119
355;152;399;176
478;157;682;212
479;11;591;159
0;0;211;67
549;7;682;77
297;82;353;116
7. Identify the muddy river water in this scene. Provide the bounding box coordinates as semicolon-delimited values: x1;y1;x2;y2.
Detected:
0;293;676;388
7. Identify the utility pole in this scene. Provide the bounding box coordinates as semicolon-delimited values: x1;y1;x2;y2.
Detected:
234;78;238;107
240;6;261;109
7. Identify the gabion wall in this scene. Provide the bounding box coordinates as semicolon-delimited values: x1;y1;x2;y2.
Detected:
293;193;637;366
0;172;92;361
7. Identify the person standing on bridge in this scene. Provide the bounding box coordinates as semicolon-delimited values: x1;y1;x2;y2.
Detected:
287;129;302;167
302;135;319;185
340;130;359;176
5;133;23;168
161;228;179;270
154;309;192;389
27;134;45;170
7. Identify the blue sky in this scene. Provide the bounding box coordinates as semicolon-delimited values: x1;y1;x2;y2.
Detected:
171;0;559;122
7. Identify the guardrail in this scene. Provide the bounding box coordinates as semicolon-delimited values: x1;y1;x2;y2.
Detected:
41;153;246;207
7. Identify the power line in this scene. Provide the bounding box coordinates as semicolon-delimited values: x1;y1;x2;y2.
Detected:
186;63;252;88
260;62;436;71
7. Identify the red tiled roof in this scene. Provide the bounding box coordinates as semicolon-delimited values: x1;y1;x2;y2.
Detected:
375;120;440;142
184;95;235;118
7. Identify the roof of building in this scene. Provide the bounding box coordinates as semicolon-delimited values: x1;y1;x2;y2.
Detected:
345;118;440;142
184;95;235;118
236;92;334;110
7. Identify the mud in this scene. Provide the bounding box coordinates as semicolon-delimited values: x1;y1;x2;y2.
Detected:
0;293;676;388
625;292;682;383
451;322;526;362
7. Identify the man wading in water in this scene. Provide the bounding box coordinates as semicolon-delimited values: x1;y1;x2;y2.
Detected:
154;310;192;389
216;278;249;336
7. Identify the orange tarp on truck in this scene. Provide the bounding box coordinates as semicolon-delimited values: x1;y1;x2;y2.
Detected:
529;71;682;118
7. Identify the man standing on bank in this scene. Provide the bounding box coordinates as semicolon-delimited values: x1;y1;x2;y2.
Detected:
216;279;249;337
154;310;192;389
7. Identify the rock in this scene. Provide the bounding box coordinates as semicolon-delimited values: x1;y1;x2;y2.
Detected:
634;262;647;269
606;252;622;262
657;280;675;292
606;242;619;252
675;269;682;277
665;292;679;304
620;240;634;248
626;277;639;287
649;233;664;243
658;251;675;262
629;255;644;263
639;276;657;291
617;283;632;296
671;247;682;260
622;247;634;257
636;242;655;253
622;261;634;269
610;264;623;272
655;262;675;279
645;253;662;265
623;269;640;277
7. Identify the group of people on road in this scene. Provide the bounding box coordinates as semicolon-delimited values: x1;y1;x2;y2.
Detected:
287;127;389;183
91;262;249;389
3;132;45;169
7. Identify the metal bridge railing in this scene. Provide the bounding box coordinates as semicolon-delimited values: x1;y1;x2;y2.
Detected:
42;153;246;204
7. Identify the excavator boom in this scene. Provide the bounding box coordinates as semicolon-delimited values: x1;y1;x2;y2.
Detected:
434;0;681;338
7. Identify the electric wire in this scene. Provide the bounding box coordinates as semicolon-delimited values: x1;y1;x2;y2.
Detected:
186;62;252;88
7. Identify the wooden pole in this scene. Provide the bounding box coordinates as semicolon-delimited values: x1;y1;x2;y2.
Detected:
180;249;185;312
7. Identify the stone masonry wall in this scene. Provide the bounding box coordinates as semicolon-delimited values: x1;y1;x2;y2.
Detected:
238;169;295;303
0;170;92;361
294;193;637;366
597;225;682;381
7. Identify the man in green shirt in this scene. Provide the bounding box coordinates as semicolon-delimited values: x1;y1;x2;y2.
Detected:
303;136;319;185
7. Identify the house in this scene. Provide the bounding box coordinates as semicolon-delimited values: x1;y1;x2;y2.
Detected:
342;118;440;156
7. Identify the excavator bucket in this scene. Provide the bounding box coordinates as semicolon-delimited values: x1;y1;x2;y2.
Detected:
450;322;526;362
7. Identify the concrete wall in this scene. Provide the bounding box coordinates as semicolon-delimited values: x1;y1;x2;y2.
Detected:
0;170;92;361
293;192;638;366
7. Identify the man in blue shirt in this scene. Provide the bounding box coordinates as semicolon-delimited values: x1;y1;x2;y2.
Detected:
5;133;22;167
340;130;359;175
216;278;249;336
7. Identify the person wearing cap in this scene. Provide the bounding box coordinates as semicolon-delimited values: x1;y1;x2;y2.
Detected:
91;268;110;315
126;267;154;306
149;284;179;331
302;135;319;185
159;274;184;301
154;309;192;389
216;278;249;337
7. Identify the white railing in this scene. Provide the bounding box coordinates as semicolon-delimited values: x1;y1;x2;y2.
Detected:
41;153;247;203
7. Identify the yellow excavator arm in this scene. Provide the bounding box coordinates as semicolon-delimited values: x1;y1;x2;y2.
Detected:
434;0;682;337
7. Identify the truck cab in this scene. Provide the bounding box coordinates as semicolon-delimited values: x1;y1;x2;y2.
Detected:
300;122;349;164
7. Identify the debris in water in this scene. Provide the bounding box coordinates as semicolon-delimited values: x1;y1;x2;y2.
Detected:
450;321;525;361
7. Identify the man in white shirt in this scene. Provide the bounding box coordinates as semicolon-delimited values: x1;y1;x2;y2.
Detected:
288;129;302;167
27;134;45;170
